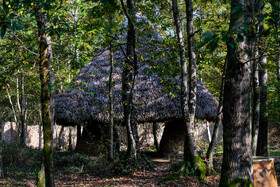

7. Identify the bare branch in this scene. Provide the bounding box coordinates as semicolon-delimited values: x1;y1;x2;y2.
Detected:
11;33;39;56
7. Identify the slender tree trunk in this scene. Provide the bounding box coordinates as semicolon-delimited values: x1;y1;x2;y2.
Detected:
107;9;115;160
0;143;3;178
34;4;55;187
256;54;268;156
58;126;65;150
47;37;55;152
68;127;72;151
152;122;159;152
252;42;260;156
251;0;264;156
256;22;268;156
109;40;114;159
183;0;206;179
39;105;42;149
74;0;80;69
120;0;139;159
219;0;254;186
171;0;188;122
76;124;81;148
6;88;18;127
0;120;4;178
16;77;21;116
276;2;280;93
20;68;25;145
206;62;226;174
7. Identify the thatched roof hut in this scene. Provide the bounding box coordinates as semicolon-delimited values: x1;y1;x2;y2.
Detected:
55;49;218;125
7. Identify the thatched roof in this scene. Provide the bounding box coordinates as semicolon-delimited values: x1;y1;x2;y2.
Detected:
55;49;218;125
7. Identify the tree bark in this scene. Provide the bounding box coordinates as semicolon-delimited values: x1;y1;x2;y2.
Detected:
58;126;65;150
256;19;268;156
76;124;81;148
152;122;159;152
47;37;55;152
251;0;265;156
120;0;139;159
219;0;254;186
276;2;280;93
34;4;55;187
20;68;26;145
252;55;260;156
206;61;226;174
182;0;206;179
0;120;4;178
6;88;18;128
256;54;268;156
109;40;114;159
0;142;3;178
171;0;188;123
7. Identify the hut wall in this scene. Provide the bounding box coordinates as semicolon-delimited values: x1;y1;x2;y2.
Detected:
159;120;222;157
1;122;79;150
118;123;165;150
118;120;222;152
2;122;18;143
75;121;104;155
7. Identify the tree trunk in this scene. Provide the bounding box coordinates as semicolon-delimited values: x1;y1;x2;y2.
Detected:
183;0;206;179
68;127;72;151
37;163;45;187
256;23;268;156
256;54;268;156
108;9;115;159
6;88;18;129
152;122;159;152
76;124;81;148
0;143;3;178
34;4;55;187
219;0;254;186
20;68;25;145
120;0;139;158
252;58;259;156
39;106;42;149
0;120;4;178
171;0;188;124
276;2;280;93
109;45;115;159
48;39;54;152
206;61;226;174
251;0;265;156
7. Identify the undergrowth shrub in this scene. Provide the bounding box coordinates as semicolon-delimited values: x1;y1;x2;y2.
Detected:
2;142;42;168
54;151;154;175
111;151;154;175
1;143;155;177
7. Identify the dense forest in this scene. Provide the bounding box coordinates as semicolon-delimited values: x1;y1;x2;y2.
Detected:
0;0;279;186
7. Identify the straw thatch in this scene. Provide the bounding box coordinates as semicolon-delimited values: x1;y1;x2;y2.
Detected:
55;50;218;125
55;16;218;125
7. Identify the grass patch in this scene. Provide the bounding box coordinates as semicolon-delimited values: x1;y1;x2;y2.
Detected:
269;149;280;157
158;173;179;185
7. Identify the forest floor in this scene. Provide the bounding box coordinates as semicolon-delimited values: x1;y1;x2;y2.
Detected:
0;124;279;186
1;156;279;186
0;157;220;187
54;158;220;187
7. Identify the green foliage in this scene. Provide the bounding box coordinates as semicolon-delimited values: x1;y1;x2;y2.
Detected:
219;178;253;187
2;143;42;179
157;173;179;185
193;156;206;180
2;142;42;168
